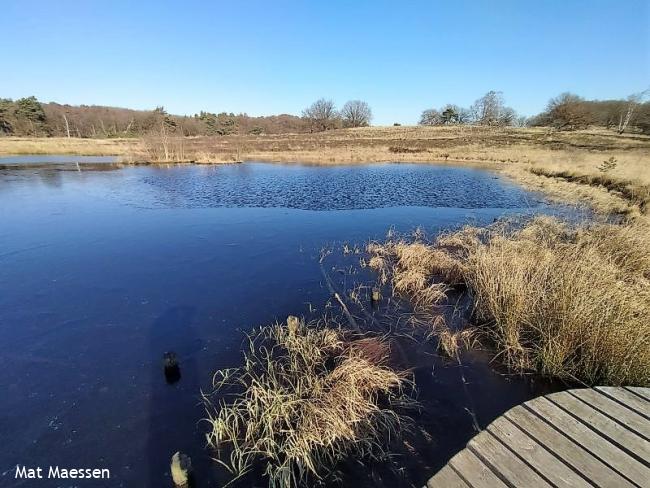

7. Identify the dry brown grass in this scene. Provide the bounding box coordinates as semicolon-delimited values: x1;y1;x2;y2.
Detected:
135;134;243;164
203;317;414;488
435;327;477;359
528;166;650;214
368;240;451;310
0;135;242;163
0;136;138;156
367;217;650;386
366;233;477;359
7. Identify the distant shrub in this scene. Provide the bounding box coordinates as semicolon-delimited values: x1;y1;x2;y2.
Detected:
388;145;425;153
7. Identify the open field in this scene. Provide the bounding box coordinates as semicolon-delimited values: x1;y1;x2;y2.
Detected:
2;126;649;214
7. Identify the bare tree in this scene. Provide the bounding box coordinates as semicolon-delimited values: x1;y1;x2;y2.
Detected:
470;90;515;126
62;112;71;138
635;102;650;134
302;98;339;131
341;100;372;127
499;106;517;126
544;93;592;130
471;91;501;125
419;109;441;125
514;115;529;127
618;89;650;134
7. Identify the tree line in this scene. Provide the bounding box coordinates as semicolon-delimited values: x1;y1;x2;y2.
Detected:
0;97;309;137
529;91;650;133
420;91;522;127
1;90;649;138
418;89;650;134
0;96;372;138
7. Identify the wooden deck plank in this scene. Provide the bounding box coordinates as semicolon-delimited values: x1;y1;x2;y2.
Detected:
468;430;553;487
597;386;650;420
448;449;508;488
549;391;650;461
505;404;636;487
625;386;650;403
425;465;469;488
571;388;650;439
425;388;650;488
487;415;591;487
527;396;650;487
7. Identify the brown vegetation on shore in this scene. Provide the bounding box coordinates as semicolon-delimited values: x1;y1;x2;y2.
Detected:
203;317;413;488
3;126;649;208
528;166;650;213
3;125;649;218
0;136;139;156
367;217;650;386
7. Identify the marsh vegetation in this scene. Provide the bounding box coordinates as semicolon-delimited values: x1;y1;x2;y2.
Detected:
204;318;414;488
367;217;650;386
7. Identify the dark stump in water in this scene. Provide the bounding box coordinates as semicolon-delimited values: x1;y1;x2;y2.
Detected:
163;351;181;384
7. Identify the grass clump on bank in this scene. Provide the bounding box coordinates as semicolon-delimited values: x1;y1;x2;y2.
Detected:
203;317;414;488
367;217;650;385
529;166;650;214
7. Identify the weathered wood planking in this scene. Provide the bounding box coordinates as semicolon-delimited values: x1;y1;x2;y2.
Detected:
425;387;650;488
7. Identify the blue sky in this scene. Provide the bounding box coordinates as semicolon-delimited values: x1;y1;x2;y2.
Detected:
3;1;649;125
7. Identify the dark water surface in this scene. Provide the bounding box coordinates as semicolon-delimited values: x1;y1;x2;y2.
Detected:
1;162;563;487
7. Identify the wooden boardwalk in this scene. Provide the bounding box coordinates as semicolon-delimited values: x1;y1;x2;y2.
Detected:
426;387;650;487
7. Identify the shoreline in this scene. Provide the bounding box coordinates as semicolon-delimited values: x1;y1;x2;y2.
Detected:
1;127;648;217
1;155;644;219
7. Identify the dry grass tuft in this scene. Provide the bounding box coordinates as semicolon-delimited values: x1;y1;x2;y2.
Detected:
368;217;650;385
366;233;479;359
423;314;477;359
203;318;414;488
578;220;650;279
436;328;477;359
367;236;456;308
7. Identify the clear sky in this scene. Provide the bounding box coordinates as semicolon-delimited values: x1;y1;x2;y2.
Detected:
3;0;649;125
